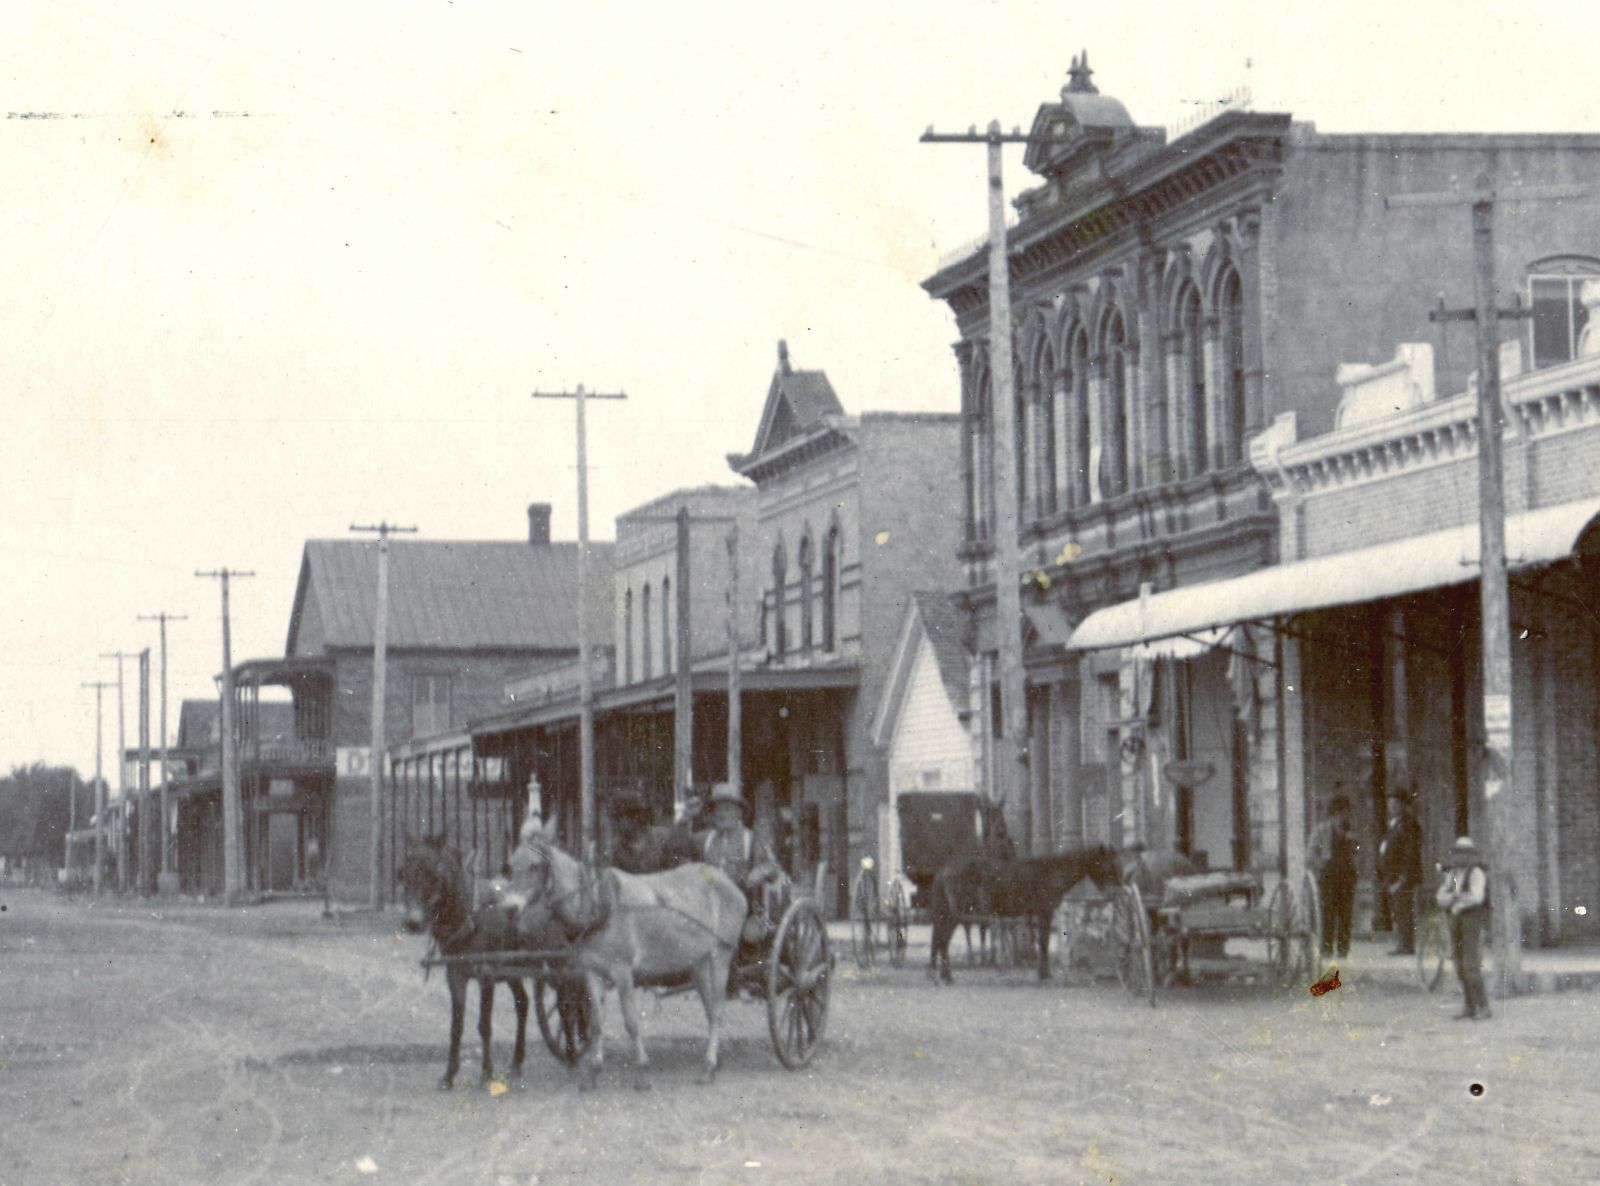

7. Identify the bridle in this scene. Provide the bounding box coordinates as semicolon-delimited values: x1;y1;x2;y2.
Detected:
522;840;607;940
404;848;475;950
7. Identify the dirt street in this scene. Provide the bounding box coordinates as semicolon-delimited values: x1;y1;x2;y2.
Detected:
2;890;1596;1185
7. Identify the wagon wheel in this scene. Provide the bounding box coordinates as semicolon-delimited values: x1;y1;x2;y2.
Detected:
1293;870;1323;985
1111;883;1156;1007
534;975;593;1067
1416;907;1452;992
884;881;909;968
849;903;875;970
1264;880;1294;988
767;898;831;1069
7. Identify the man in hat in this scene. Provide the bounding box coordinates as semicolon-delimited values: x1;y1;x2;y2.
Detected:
1436;835;1492;1019
1378;793;1423;955
1310;795;1359;959
703;782;782;940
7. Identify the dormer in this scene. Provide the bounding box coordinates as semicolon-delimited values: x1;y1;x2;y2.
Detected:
1022;51;1137;183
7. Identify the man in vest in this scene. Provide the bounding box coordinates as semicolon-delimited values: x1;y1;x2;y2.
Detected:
703;782;782;942
1436;835;1492;1020
1310;795;1359;959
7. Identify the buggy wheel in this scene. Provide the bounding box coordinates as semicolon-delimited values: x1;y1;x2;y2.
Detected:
535;975;593;1067
1295;871;1323;984
1416;909;1452;992
767;898;831;1069
884;882;909;968
1265;881;1293;987
1112;884;1156;1007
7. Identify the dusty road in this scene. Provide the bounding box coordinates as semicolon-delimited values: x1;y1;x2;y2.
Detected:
2;889;1596;1185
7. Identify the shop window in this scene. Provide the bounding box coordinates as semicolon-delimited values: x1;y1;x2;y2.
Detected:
410;675;452;738
1527;257;1600;369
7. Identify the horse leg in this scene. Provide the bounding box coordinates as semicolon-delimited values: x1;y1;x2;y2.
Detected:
1036;911;1052;982
442;968;466;1090
615;975;651;1092
576;972;606;1092
693;948;731;1085
507;978;529;1082
478;975;496;1085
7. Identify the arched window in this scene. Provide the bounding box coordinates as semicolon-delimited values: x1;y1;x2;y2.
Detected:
641;583;653;681
821;521;839;652
798;532;815;652
771;544;788;659
1216;269;1246;466
1101;309;1130;497
661;574;672;673
623;588;634;684
1179;285;1208;475
968;369;993;541
1037;343;1058;518
1066;326;1090;507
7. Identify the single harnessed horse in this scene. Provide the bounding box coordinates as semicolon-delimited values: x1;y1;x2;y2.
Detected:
929;845;1123;984
398;834;557;1089
510;819;746;1090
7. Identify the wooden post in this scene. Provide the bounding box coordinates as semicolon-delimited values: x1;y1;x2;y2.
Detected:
98;651;129;889
196;568;254;905
140;611;187;894
533;386;627;862
81;680;113;894
350;522;417;910
675;505;693;808
727;524;742;798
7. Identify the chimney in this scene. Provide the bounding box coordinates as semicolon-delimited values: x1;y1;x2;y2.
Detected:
527;502;552;545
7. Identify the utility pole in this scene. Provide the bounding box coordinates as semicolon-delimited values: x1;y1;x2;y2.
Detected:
1386;173;1586;993
99;650;131;890
139;611;187;895
196;568;254;905
137;649;151;893
921;118;1051;843
533;385;627;862
350;522;417;910
81;680;114;893
726;523;741;799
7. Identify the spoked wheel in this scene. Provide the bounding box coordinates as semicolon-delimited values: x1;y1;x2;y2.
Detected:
767;898;831;1069
1112;883;1156;1007
1295;870;1323;984
1265;880;1293;987
1416;909;1452;992
534;975;593;1067
884;882;909;968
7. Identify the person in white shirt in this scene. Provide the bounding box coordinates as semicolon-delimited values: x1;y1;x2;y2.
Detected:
1435;835;1492;1020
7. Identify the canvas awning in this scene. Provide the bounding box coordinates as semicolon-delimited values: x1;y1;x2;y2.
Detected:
1067;496;1600;653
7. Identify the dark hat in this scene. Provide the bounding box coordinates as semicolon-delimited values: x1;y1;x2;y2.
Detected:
1444;836;1481;865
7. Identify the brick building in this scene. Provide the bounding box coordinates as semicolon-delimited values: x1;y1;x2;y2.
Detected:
466;344;963;914
922;55;1600;905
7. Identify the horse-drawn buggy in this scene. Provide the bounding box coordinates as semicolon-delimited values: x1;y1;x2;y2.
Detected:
1106;861;1322;1005
399;820;832;1091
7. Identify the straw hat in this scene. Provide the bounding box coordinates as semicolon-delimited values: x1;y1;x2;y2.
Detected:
1444;836;1482;865
709;782;743;808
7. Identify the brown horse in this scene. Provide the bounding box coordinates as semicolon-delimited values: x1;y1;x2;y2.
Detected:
929;845;1122;984
397;835;546;1090
510;820;745;1090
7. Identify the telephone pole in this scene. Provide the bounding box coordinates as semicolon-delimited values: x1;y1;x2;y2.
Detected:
350;522;417;910
139;611;187;894
1386;173;1587;992
81;680;114;893
196;568;254;905
533;385;627;862
921;118;1055;842
726;523;741;799
99;650;132;890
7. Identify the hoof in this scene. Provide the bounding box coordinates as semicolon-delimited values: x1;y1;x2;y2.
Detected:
437;1077;454;1092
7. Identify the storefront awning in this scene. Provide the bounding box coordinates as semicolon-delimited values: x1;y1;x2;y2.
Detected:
1067;496;1600;652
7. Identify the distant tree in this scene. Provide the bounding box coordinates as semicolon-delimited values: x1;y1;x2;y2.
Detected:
0;763;93;863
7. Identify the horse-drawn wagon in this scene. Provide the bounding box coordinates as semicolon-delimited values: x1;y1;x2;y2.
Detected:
1107;866;1322;1005
401;830;832;1090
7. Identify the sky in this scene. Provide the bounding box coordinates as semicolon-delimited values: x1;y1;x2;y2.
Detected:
5;0;1600;780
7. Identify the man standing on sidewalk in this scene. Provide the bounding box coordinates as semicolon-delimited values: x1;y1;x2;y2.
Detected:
1378;793;1423;955
1310;795;1358;960
1437;835;1492;1020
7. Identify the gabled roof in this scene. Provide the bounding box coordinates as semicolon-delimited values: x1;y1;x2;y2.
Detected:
176;699;220;749
285;538;615;656
871;591;973;748
743;340;845;460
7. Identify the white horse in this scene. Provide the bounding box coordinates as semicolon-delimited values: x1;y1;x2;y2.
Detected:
509;820;746;1089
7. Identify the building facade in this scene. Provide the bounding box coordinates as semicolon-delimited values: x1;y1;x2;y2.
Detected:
923;56;1600;906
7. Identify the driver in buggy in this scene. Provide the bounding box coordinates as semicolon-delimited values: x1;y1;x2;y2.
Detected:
701;782;785;948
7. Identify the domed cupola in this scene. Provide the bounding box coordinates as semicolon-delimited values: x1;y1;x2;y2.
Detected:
1023;51;1136;179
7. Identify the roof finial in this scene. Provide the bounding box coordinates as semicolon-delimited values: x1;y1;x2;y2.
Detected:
778;339;792;375
1066;49;1097;95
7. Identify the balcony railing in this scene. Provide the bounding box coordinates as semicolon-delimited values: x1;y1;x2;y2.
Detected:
242;736;332;767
